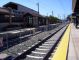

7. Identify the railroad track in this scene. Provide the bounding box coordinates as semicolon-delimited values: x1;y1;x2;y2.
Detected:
0;24;60;52
14;24;68;60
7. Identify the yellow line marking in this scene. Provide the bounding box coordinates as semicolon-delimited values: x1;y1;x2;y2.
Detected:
51;25;71;60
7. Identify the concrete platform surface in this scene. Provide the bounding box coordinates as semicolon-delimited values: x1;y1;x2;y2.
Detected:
68;23;79;60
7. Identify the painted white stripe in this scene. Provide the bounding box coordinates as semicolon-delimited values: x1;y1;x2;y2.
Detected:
32;51;46;54
27;55;43;59
36;48;49;51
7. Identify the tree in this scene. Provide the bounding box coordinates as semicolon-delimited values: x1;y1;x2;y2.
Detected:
48;15;60;24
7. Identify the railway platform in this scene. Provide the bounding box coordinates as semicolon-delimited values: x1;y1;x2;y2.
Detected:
51;23;79;60
68;23;79;60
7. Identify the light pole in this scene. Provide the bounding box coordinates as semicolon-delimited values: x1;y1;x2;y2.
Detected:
52;11;53;16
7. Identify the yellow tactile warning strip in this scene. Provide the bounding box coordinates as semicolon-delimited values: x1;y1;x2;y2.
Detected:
51;25;71;60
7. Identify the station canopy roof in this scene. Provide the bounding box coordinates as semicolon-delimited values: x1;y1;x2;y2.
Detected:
72;0;79;13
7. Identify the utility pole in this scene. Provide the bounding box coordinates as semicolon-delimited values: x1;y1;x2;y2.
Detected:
37;3;39;14
37;3;39;26
52;11;53;16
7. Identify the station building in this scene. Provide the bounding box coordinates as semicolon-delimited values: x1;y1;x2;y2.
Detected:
0;2;48;31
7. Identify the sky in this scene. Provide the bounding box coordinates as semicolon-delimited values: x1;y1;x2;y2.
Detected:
0;0;72;19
